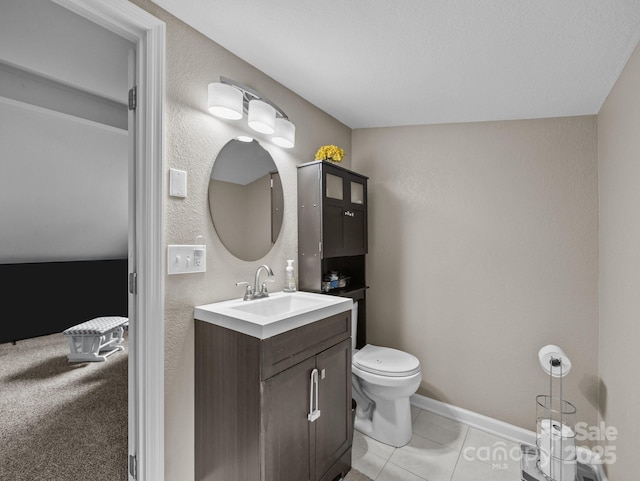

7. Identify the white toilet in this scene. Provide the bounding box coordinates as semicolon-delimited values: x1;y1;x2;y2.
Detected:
351;303;422;447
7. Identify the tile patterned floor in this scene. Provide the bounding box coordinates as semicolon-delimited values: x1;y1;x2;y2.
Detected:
352;406;523;481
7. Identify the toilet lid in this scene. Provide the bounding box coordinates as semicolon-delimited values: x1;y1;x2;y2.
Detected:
353;344;421;377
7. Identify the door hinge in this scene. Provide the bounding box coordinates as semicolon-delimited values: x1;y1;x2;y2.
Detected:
129;272;137;295
319;241;322;253
129;454;137;479
128;86;137;111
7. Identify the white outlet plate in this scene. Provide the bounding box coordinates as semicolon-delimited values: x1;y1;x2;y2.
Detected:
167;245;206;274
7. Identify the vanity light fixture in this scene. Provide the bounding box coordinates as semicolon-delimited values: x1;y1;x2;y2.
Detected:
247;99;276;134
272;117;296;148
208;76;295;148
207;82;243;120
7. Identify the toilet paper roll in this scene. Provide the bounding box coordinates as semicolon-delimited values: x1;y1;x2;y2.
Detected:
539;447;577;481
538;419;576;460
538;344;572;378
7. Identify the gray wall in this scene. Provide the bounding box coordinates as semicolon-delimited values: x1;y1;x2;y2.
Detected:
0;0;130;102
598;40;640;480
352;117;599;433
0;0;131;264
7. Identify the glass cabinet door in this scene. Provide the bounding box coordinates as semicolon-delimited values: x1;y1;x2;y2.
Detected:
350;181;364;205
325;173;344;200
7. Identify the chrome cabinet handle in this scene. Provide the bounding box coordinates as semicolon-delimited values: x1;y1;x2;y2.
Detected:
307;368;321;422
344;211;355;217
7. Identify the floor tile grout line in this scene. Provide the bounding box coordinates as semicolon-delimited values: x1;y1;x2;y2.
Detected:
373;457;388;481
362;407;471;481
377;458;430;481
376;409;452;481
359;407;524;481
448;425;471;481
373;441;392;481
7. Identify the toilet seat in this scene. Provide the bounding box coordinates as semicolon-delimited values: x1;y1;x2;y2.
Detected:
353;344;421;377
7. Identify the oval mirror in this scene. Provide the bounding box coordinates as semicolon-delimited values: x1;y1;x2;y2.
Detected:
208;139;284;261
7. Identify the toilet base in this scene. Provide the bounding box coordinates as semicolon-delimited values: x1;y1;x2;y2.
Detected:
354;396;413;447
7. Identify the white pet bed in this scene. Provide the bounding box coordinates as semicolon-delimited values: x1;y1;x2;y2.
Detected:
63;316;128;362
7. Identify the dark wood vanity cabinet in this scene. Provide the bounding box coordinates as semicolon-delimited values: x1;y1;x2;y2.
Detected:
195;311;353;481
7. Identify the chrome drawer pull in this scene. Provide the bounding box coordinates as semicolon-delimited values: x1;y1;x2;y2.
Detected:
307;368;321;422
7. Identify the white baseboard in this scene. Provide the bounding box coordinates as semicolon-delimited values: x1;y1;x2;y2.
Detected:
410;393;608;480
410;393;536;446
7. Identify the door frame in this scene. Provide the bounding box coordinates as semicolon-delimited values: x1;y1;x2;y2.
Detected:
52;1;165;480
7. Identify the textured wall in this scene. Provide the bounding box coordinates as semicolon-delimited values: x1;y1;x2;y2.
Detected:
352;117;599;432
129;1;351;479
598;41;640;480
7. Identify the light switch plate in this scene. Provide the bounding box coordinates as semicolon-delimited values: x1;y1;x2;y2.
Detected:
167;245;206;274
169;168;187;198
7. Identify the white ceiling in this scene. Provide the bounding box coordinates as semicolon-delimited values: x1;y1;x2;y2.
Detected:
150;0;640;129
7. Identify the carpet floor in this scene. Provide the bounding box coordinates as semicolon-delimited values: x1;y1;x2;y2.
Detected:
0;333;128;481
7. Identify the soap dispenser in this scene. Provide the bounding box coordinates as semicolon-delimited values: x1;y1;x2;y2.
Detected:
283;259;296;292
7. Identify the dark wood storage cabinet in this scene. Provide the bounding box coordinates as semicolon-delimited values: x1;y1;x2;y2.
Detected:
297;161;369;348
195;311;353;481
298;161;368;261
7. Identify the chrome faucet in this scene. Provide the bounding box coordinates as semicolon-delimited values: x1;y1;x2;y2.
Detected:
253;264;275;298
236;264;275;301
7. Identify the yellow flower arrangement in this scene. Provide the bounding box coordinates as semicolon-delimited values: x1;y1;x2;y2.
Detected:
315;144;345;162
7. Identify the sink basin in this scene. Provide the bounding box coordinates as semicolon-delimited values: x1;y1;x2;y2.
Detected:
195;291;352;339
229;293;326;317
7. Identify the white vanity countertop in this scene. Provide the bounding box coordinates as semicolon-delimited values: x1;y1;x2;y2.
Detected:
194;290;353;339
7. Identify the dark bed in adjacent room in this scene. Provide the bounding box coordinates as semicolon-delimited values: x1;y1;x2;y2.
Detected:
0;259;128;344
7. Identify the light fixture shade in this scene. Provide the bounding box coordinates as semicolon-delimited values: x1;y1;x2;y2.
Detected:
208;82;243;120
248;99;276;134
272;118;296;148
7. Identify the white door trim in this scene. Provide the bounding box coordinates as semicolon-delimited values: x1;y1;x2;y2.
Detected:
51;1;165;480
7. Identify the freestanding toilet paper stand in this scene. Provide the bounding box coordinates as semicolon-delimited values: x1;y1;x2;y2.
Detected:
520;345;604;481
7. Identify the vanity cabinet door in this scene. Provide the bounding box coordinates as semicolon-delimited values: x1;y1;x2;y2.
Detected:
262;339;352;481
263;356;315;481
314;339;352;481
